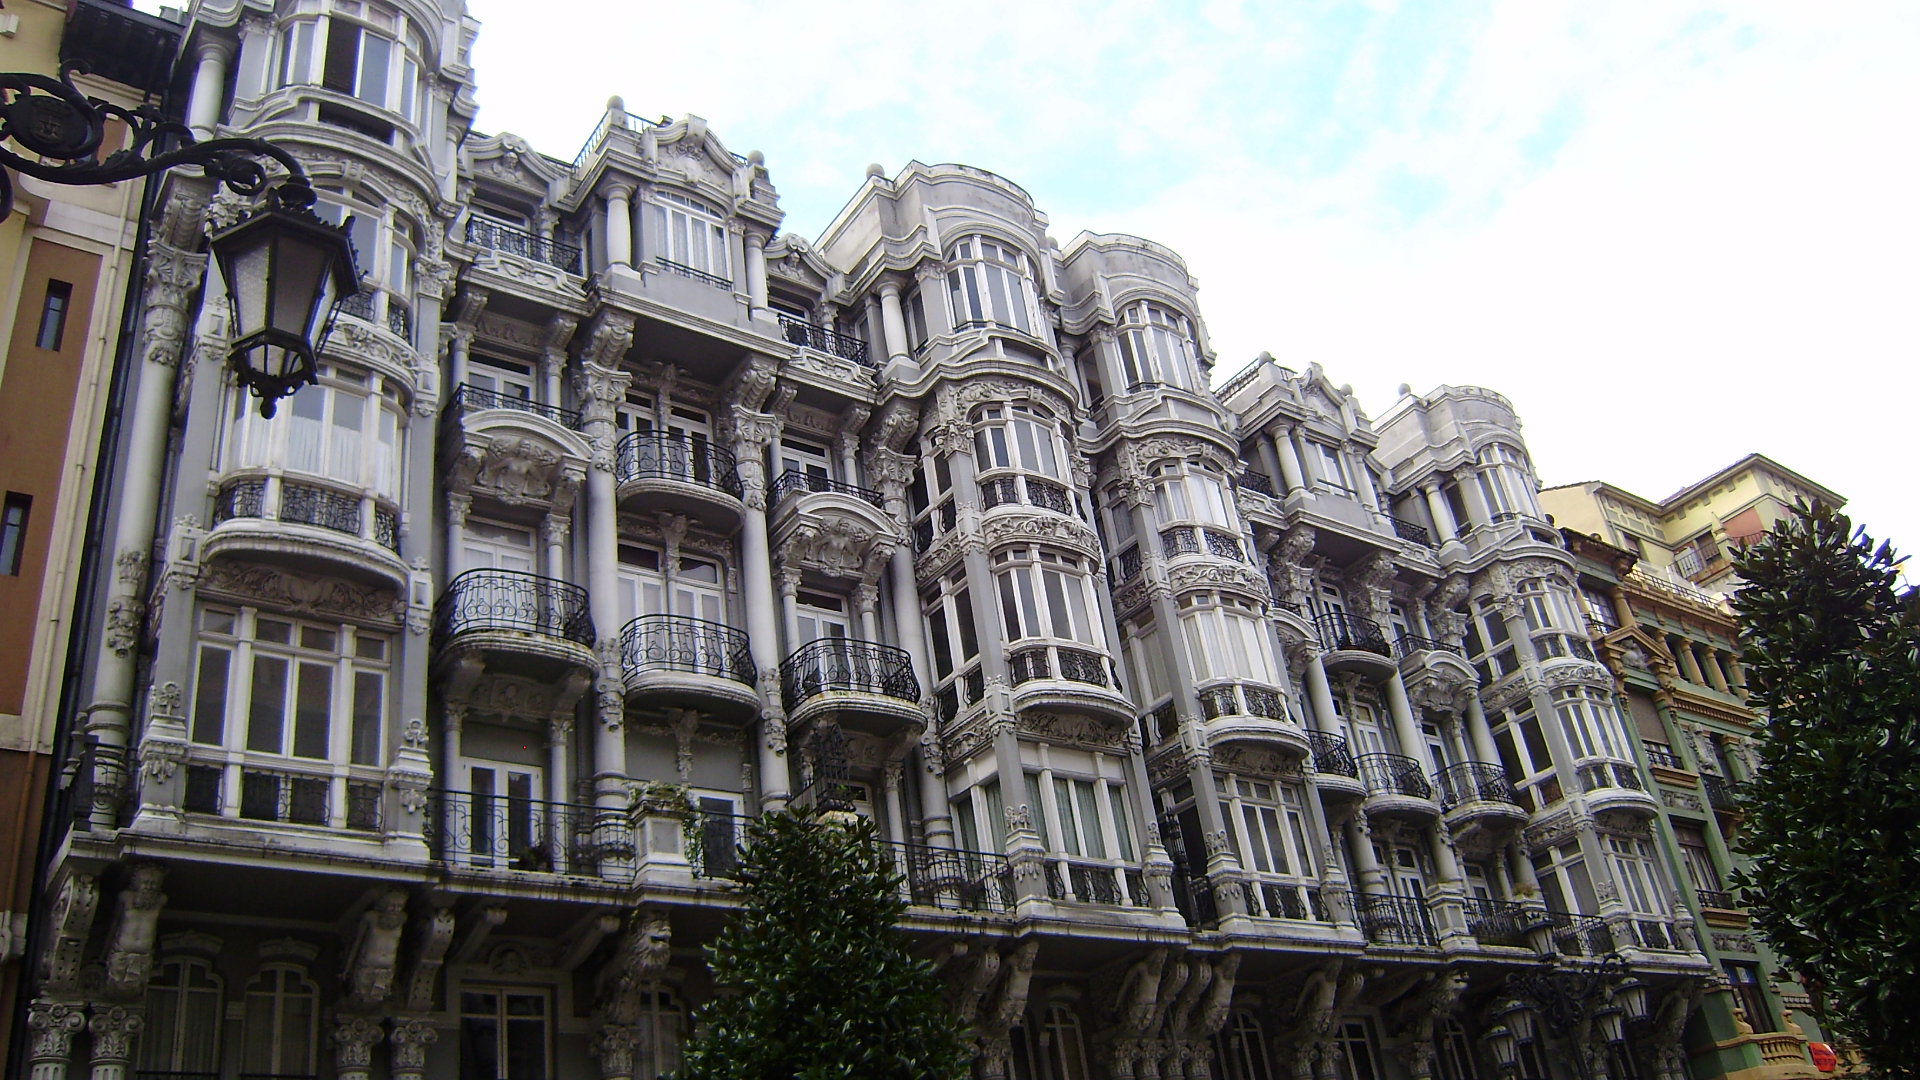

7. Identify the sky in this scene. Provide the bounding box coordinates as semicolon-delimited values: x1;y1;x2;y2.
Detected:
460;0;1920;557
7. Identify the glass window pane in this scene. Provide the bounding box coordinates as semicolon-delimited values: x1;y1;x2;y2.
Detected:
351;670;383;765
247;656;289;752
193;647;231;745
292;662;331;759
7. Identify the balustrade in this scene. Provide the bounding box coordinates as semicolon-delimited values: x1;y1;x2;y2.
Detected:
1432;761;1520;809
425;790;605;877
778;315;873;366
451;382;585;430
465;216;584;272
769;468;884;508
434;569;595;647
1462;896;1533;948
1009;643;1114;689
1305;731;1358;778
619;615;755;686
779;639;919;710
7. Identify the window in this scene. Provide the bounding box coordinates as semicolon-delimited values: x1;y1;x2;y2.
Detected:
778;436;834;482
635;987;685;1078
973;403;1063;477
1332;1020;1382;1080
461;987;550;1080
280;10;425;123
242;965;318;1079
1180;598;1279;685
35;280;71;350
1;492;29;575
312;194;418;338
1674;822;1722;892
995;549;1098;645
1476;443;1540;518
1724;962;1774;1033
1491;706;1562;813
1307;442;1352;495
468;357;536;401
1037;1003;1089;1080
946;236;1038;334
953;778;1006;853
140;958;223;1076
190;607;389;828
904;285;931;351
922;573;980;698
1554;686;1631;761
1605;835;1669;918
1530;841;1598;915
225;363;406;500
1153;464;1235;528
1462;599;1518;684
1116;300;1199;390
1033;773;1135;863
1580;586;1619;632
1212;1009;1274;1080
653;191;730;281
1219;776;1318;916
613;544;726;626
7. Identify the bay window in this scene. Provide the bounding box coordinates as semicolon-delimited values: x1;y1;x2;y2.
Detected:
1531;841;1598;915
1554;686;1633;762
994;548;1098;645
946;236;1038;335
277;5;426;125
313;194;417;341
1029;766;1140;905
1490;705;1562;812
1154;463;1245;561
1219;775;1322;919
923;573;981;722
974;403;1075;515
1116;300;1200;390
653;191;731;282
222;364;406;541
188;606;389;830
1604;835;1670;918
1179;596;1280;686
1475;443;1541;519
953;778;1007;854
1461;598;1519;684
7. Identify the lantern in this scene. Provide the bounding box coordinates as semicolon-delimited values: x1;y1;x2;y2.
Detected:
1484;1024;1519;1073
211;190;358;416
1614;977;1651;1022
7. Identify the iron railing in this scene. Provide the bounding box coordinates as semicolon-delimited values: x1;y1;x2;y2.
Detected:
1576;758;1645;794
658;258;731;288
217;765;380;832
1159;525;1247;563
1462;897;1533;948
1044;858;1146;907
1697;888;1737;909
1239;471;1275;497
1305;731;1358;778
768;468;884;508
1110;545;1142;586
1352;891;1438;947
1642;742;1686;770
619;615;755;686
465;216;583;272
1244;879;1327;921
386;300;411;341
1027;478;1074;515
1432;761;1519;810
281;480;361;537
1203;528;1246;561
434;569;595;647
213;478;267;522
1390;515;1433;545
1198;682;1290;724
424;790;606;875
1703;774;1743;811
1625;917;1681;951
1394;632;1462;659
615;431;742;498
1160;526;1199;557
1009;644;1114;689
689;809;1013;912
1315;612;1392;656
779;315;872;366
779;639;919;711
451;382;585;430
1358;753;1433;800
1542;910;1615;958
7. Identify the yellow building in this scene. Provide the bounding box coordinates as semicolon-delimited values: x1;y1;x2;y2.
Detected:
0;0;180;1061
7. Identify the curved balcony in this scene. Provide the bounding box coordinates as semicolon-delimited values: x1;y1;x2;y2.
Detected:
1197;682;1311;758
779;639;923;734
434;569;596;680
1305;731;1366;800
619;615;759;719
769;470;901;581
1315;613;1397;678
1433;761;1529;836
450;383;585;432
615;432;745;529
978;471;1080;519
1358;752;1440;820
1576;757;1660;817
1159;524;1250;565
207;476;407;588
1007;642;1132;722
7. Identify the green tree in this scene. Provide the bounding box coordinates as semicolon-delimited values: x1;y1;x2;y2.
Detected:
673;808;972;1080
1732;502;1920;1076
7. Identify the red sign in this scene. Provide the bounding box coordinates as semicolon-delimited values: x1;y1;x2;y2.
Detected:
1809;1043;1838;1073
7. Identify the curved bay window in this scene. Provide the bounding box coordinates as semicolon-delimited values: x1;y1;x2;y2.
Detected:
1116;300;1201;391
1179;595;1282;692
994;547;1105;677
1556;685;1637;782
946;235;1040;336
1153;462;1245;562
1025;759;1140;906
315;192;417;342
276;0;429;128
1475;442;1542;521
1490;704;1562;813
187;607;389;831
1461;598;1520;685
1515;575;1595;662
1219;774;1323;920
922;572;981;724
973;403;1076;516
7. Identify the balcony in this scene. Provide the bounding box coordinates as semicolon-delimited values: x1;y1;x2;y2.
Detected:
1702;774;1745;814
770;469;884;509
433;569;596;679
779;639;922;734
1238;471;1275;497
208;476;405;586
779;315;873;367
1044;858;1149;908
1358;752;1439;820
449;383;584;432
182;761;381;834
338;288;412;342
1196;681;1310;758
1239;877;1330;922
1642;742;1687;771
619;615;759;719
1394;632;1462;661
615;432;745;528
1007;642;1131;722
1462;896;1534;949
1620;916;1686;952
465;217;583;274
1696;888;1738;910
1542;909;1615;958
1389;516;1433;546
689;809;1013;913
1314;613;1396;677
980;473;1078;518
1305;730;1366;800
1433;761;1528;835
1352;891;1438;948
1159;524;1248;564
1576;757;1659;817
425;790;627;881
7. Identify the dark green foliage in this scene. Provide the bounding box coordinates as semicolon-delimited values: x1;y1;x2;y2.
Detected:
672;809;972;1080
1731;503;1920;1077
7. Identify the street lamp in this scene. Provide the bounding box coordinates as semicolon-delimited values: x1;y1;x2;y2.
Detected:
1;63;358;416
1504;952;1639;1080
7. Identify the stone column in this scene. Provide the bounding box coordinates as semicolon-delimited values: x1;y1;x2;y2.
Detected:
185;42;232;139
744;231;768;314
882;760;908;846
1421;481;1458;543
1676;640;1705;686
574;332;634;828
1274;429;1307;496
730;407;788;808
1345;817;1386;894
1347;450;1381;511
1302;654;1340;733
1382;673;1433;773
1702;648;1729;692
603;185;634;269
27;1001;85;1080
878;280;911;364
389;1018;438;1080
87;1006;142;1080
1456;471;1492;531
331;1015;385;1080
777;570;801;653
445;325;473;399
1464;696;1500;765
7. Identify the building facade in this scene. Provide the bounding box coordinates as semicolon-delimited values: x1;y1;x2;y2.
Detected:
15;1;1801;1078
0;0;182;1062
1545;462;1855;1080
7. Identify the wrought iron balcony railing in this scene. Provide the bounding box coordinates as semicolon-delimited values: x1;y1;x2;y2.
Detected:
1198;682;1291;724
779;638;919;711
615;431;742;498
434;569;594;648
778;315;873;366
1109;544;1143;586
465;216;584;273
1432;761;1520;810
1044;858;1147;908
1542;909;1615;958
1576;758;1646;794
1358;752;1434;800
619;615;755;686
1008;643;1115;689
182;762;381;833
424;789;608;876
1642;742;1686;770
1159;525;1248;563
1393;632;1462;660
1242;878;1328;921
1696;888;1737;909
214;478;398;552
1462;896;1533;948
768;468;884;509
1703;773;1744;811
1238;471;1275;497
1314;612;1392;656
688;809;1012;912
1389;515;1433;546
1305;730;1358;778
451;382;585;431
1351;891;1438;947
657;258;731;288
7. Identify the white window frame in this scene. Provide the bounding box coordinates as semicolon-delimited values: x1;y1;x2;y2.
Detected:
946;235;1039;335
224;362;405;502
653;190;731;281
1179;596;1280;686
1116;300;1199;390
994;548;1098;646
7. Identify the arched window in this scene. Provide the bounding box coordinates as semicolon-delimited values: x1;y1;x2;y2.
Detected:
1038;1002;1089;1080
140;958;224;1076
1212;1008;1274;1080
242;964;318;1078
946;236;1038;335
1116;300;1200;391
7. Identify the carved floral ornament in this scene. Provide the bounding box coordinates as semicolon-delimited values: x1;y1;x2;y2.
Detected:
199;560;403;628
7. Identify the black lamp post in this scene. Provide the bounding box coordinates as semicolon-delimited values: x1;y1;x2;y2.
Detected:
1;64;358;416
1487;954;1654;1080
